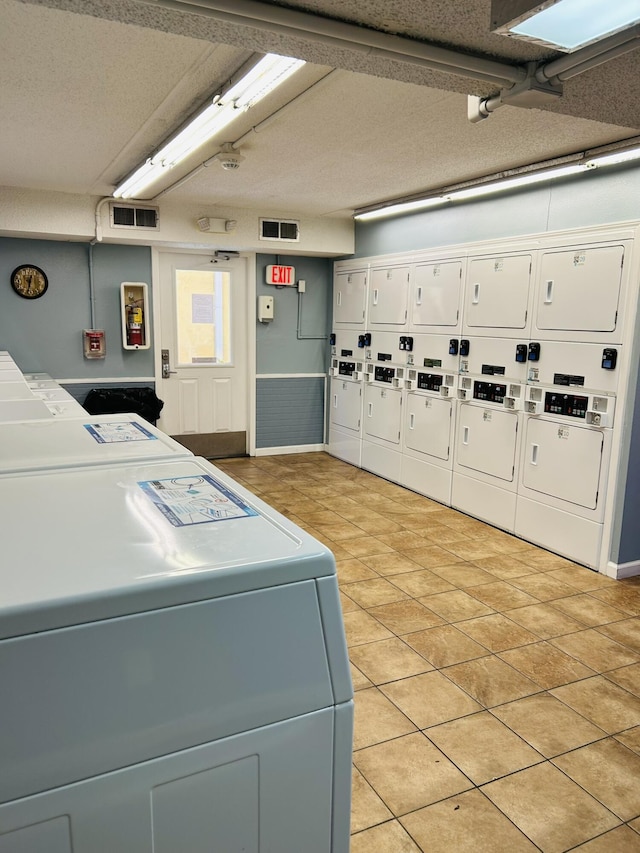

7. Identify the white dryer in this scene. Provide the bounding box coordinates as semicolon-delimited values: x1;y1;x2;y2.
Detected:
400;334;459;505
0;456;352;853
328;329;366;466
362;358;404;483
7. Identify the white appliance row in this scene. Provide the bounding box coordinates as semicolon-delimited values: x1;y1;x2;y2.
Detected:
0;354;353;852
0;352;86;421
328;224;640;576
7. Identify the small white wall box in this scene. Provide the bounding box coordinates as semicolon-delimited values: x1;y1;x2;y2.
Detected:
120;282;150;350
258;295;274;322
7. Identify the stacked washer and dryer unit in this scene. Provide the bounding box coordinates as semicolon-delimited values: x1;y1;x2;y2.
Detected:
329;224;640;575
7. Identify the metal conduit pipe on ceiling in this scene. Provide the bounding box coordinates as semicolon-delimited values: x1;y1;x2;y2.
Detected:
536;23;640;82
135;0;526;86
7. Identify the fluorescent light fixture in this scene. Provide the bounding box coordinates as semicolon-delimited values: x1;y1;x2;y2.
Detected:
114;53;305;199
355;196;447;221
448;163;590;201
586;146;640;167
492;0;640;52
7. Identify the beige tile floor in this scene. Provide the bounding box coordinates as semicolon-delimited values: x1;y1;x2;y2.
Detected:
216;452;640;853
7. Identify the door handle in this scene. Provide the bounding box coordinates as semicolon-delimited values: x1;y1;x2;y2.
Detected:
472;283;480;304
409;412;415;430
544;280;554;304
161;349;177;379
531;443;539;465
463;426;470;445
416;286;422;306
373;289;379;306
333;394;338;408
368;402;373;417
337;291;342;306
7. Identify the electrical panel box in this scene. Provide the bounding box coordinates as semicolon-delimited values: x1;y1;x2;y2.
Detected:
258;295;274;323
120;282;150;350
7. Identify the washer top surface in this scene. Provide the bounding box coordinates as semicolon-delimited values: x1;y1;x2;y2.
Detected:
0;414;193;474
0;456;335;638
0;381;34;401
0;398;52;422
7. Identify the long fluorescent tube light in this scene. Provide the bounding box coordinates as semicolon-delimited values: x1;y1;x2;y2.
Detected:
114;53;305;199
356;197;447;221
586;146;640;168
448;164;590;201
492;0;640;52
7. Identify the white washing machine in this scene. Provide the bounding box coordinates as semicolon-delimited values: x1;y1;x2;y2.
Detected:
0;414;193;474
400;334;459;505
368;260;411;332
0;380;36;401
0;456;353;852
45;399;88;418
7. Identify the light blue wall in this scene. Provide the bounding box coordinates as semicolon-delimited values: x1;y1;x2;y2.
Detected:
0;238;153;378
351;164;640;567
255;254;332;448
255;254;331;374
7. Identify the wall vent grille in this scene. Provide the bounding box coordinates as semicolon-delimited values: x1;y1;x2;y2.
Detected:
260;218;300;242
110;204;159;230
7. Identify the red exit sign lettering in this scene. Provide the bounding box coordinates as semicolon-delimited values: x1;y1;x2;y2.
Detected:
266;264;295;285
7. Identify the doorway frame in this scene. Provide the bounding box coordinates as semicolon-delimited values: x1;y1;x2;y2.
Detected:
151;247;257;457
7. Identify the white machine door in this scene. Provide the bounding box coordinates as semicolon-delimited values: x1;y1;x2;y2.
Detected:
535;245;624;333
334;271;367;326
369;266;410;326
456;404;518;481
412;261;462;327
522;418;604;509
364;384;402;444
330;379;362;431
405;394;452;460
465;254;532;330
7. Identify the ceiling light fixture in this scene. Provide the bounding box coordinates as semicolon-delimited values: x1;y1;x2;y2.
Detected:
355;143;640;221
113;53;305;199
491;0;640;52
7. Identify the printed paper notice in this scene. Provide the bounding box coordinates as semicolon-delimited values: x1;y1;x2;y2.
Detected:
84;421;157;443
138;475;259;526
192;293;214;324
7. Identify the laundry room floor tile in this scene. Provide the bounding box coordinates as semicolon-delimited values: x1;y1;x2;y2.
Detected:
217;453;640;852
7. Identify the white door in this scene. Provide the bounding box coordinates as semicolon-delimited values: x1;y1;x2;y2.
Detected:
535;245;624;333
369;266;410;326
334;271;367;326
521;418;604;509
411;260;462;328
464;254;532;332
456;404;518;481
156;252;249;441
405;394;452;460
364;385;402;444
330;378;362;432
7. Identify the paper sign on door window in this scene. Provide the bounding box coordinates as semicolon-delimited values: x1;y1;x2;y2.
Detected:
192;293;214;324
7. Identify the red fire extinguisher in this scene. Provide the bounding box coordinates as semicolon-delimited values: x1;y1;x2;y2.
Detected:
126;294;144;347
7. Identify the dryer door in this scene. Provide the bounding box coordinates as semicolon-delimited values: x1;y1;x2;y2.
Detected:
330;379;362;432
464;254;532;332
522;418;604;510
405;394;452;461
334;271;367;326
412;261;462;328
364;385;402;444
456;404;518;482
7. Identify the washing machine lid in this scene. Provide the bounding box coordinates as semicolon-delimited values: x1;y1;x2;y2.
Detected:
0;381;35;401
0;398;52;422
0;457;335;637
0;414;193;474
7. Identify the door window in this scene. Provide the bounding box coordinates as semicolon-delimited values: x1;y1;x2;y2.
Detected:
176;269;231;366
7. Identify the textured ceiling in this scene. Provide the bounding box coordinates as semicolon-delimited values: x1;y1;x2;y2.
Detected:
2;0;639;219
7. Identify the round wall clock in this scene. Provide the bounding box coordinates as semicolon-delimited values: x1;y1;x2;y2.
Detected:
10;264;48;299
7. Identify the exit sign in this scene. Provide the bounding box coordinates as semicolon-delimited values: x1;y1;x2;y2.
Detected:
266;264;295;286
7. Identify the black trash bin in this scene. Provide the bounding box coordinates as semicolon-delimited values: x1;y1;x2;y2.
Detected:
83;387;164;425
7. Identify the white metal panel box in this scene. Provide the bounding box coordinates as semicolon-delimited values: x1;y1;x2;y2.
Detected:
0;414;193;474
411;259;463;329
330;377;362;432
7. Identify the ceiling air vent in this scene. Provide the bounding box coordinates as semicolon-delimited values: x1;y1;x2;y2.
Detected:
260;218;300;242
110;203;159;230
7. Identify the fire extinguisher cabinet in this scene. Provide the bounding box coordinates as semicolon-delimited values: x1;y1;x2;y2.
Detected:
120;282;150;350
